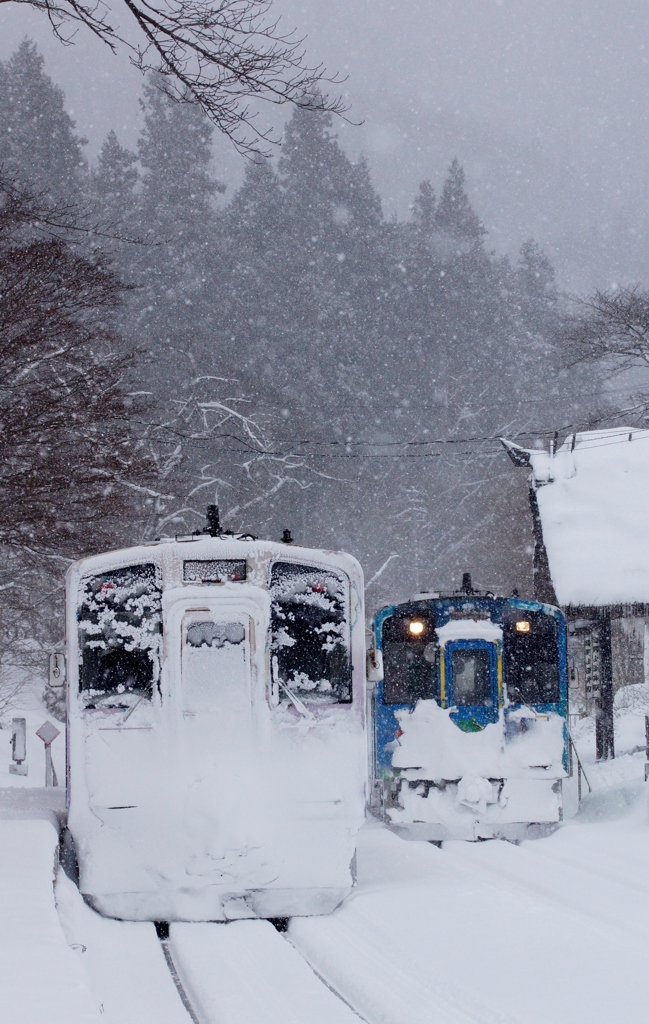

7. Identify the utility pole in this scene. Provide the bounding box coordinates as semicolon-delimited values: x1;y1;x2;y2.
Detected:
596;614;615;760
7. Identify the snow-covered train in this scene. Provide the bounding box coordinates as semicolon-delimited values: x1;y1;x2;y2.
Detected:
368;580;568;842
65;517;366;921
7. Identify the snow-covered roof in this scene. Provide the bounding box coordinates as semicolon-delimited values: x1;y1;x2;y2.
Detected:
526;428;649;607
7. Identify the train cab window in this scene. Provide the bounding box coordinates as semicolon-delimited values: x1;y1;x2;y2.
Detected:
504;610;560;704
450;648;492;707
186;621;246;647
270;561;352;704
382;613;437;705
78;563;162;705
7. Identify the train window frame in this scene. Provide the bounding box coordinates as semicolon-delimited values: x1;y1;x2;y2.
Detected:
381;612;437;705
503;609;561;705
269;560;353;705
77;562;163;707
447;641;495;708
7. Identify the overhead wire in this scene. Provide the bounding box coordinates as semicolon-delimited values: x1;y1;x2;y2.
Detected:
134;423;649;459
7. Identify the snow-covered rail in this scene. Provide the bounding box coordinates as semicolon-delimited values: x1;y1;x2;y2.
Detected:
164;919;365;1024
57;860;366;1024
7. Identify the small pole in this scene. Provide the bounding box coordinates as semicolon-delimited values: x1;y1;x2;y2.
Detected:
45;743;53;788
569;731;591;800
645;715;649;782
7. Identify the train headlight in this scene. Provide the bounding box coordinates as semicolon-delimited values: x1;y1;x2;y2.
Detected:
409;620;425;636
516;620;531;633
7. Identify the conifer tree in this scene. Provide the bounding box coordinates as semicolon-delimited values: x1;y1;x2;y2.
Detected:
412;180;436;236
274;104;386;436
435;158;486;243
0;41;86;199
517;238;557;303
91;130;139;231
125;78;224;395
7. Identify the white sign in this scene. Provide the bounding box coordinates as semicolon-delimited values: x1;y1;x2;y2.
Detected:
36;721;61;745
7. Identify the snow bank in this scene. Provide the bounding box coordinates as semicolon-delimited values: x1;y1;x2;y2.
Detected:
55;870;190;1024
290;824;649;1024
531;428;649;606
0;820;98;1023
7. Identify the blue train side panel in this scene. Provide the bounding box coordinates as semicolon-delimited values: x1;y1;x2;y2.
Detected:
371;595;568;842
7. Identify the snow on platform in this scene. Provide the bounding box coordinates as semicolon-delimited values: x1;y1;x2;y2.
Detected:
170;919;361;1024
290;814;649;1024
0;820;98;1023
0;785;65;822
528;428;649;606
55;870;191;1024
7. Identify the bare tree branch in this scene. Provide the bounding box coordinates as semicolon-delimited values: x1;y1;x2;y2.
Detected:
564;286;649;372
1;0;349;154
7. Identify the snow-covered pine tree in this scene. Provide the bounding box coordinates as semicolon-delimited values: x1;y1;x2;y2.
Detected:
0;40;86;200
274;102;386;433
128;77;224;396
434;157;486;248
91;130;139;235
412;179;436;236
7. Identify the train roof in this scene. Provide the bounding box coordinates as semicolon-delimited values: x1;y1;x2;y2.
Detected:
374;592;563;624
66;534;363;586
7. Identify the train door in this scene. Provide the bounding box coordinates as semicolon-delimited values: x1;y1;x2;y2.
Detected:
445;638;499;728
181;611;252;725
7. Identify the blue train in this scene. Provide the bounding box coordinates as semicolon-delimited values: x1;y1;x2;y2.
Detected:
368;578;568;841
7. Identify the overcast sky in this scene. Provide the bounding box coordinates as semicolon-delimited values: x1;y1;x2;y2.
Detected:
3;0;649;291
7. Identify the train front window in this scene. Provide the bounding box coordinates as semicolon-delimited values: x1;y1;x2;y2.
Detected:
382;613;437;704
450;648;492;707
504;610;560;704
78;563;162;705
186;621;245;647
270;561;352;704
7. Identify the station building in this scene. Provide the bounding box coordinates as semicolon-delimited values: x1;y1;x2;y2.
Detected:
502;428;649;760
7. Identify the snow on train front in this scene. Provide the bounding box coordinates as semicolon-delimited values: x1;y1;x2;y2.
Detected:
369;587;568;842
65;532;366;921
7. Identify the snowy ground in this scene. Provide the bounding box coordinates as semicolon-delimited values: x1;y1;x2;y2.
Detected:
2;683;649;1023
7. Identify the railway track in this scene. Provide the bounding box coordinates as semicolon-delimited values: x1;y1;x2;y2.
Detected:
54;822;649;1024
58;861;368;1024
158;919;366;1024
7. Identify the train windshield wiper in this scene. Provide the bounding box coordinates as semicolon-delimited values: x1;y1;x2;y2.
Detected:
271;656;314;720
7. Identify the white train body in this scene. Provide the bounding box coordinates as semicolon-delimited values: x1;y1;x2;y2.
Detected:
66;536;366;921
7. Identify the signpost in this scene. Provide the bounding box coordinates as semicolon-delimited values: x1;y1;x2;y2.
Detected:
36;720;61;787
